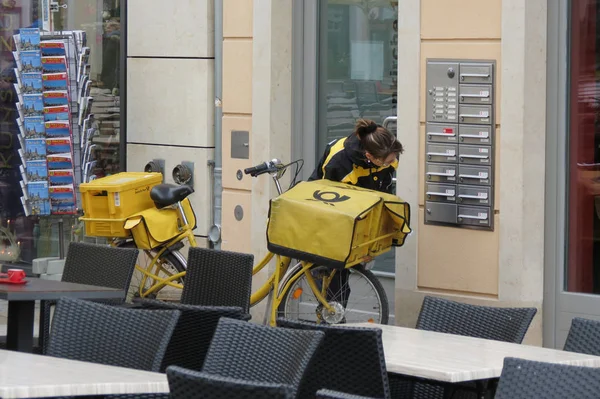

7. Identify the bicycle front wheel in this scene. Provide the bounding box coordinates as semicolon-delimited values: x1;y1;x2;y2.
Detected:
277;264;389;325
117;241;187;302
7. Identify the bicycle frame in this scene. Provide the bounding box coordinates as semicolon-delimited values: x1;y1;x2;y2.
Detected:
124;160;372;325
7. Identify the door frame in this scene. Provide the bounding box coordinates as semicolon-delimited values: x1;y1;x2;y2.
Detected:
291;0;318;181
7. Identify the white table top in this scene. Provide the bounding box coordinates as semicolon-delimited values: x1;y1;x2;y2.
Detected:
0;349;168;398
346;323;600;383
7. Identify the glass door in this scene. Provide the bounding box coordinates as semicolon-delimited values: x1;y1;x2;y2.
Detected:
548;0;600;348
316;0;398;274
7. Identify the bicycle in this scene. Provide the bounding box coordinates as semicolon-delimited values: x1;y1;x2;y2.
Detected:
79;159;411;326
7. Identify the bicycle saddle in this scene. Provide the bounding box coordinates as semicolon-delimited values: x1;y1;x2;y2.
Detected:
150;184;194;209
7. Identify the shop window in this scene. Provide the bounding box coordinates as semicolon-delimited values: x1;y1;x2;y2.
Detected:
317;0;398;273
0;1;123;267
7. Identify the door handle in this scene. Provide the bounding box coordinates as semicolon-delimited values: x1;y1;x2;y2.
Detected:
428;132;456;137
458;213;488;220
458;193;488;200
427;151;456;157
460;92;489;98
460;73;490;78
460;132;489;139
460;112;489;119
427;171;456;177
426;191;455;197
459;173;489;179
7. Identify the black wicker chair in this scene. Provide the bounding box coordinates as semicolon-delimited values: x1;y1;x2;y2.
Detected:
181;247;253;313
316;389;380;399
277;318;390;399
201;317;324;398
46;297;180;372
495;357;600;399
415;296;537;342
390;296;537;399
40;242;139;353
167;366;295;399
135;299;251;372
564;317;600;356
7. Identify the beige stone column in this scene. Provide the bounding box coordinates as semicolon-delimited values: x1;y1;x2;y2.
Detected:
497;0;547;341
393;0;547;345
394;0;421;316
250;0;293;321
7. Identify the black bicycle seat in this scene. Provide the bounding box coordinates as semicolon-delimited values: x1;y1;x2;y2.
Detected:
150;184;194;208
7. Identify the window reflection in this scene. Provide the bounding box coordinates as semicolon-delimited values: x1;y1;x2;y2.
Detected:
0;0;121;266
318;0;398;273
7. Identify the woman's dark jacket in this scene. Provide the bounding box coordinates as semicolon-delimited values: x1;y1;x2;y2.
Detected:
308;133;397;194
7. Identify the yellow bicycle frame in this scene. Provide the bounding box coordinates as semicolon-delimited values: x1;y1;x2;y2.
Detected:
121;202;397;325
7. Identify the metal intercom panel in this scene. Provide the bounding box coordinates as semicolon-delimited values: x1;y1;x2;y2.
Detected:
424;59;496;231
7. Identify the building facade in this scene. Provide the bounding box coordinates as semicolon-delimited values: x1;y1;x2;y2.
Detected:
2;0;599;349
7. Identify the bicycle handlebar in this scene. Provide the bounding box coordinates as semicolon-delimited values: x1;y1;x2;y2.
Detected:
244;159;281;177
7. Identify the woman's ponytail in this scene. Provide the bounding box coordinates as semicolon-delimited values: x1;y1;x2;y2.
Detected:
354;119;378;140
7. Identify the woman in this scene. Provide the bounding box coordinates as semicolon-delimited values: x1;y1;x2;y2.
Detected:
308;118;404;321
309;118;404;193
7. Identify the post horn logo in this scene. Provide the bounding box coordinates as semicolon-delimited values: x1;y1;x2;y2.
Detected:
308;190;350;206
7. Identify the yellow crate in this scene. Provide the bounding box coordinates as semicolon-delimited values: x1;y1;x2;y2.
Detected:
79;172;163;237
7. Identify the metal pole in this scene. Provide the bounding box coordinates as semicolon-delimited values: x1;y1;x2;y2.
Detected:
210;0;223;249
58;218;64;259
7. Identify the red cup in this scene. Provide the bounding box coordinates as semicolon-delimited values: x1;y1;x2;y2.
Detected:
7;269;25;282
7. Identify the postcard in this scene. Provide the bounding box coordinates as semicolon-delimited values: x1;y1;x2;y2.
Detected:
20;51;42;73
21;72;43;93
25;159;48;181
22;93;44;117
49;185;76;215
40;40;66;56
44;105;70;122
48;169;74;186
41;56;68;73
44;120;70;138
19;28;40;51
46;137;72;156
23;116;45;138
42;72;68;91
43;90;69;106
24;138;46;160
47;153;72;170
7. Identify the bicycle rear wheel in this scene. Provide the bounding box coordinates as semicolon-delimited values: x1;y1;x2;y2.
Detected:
277;264;389;325
117;241;187;302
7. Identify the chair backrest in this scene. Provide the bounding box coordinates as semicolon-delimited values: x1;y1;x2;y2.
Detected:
46;297;180;371
62;242;138;303
202;318;324;398
277;318;390;399
416;296;537;343
495;357;600;399
316;389;379;399
167;366;294;399
564;317;600;356
181;247;253;313
136;298;251;372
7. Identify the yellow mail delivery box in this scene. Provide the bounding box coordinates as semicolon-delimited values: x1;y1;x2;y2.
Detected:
266;180;411;269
